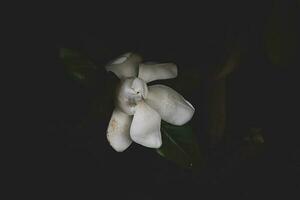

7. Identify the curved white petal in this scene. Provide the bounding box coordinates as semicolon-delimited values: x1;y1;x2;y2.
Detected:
138;63;178;83
131;78;148;99
115;78;137;115
145;85;195;126
130;101;162;148
115;78;148;115
107;109;133;152
105;52;142;79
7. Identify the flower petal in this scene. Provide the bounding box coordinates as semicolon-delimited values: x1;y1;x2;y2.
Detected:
145;85;195;126
130;101;162;148
115;78;147;115
107;109;133;152
115;78;137;115
138;63;177;83
105;52;142;79
131;78;148;99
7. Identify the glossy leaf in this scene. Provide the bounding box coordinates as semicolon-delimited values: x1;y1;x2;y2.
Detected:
157;121;204;171
60;48;99;85
59;48;119;126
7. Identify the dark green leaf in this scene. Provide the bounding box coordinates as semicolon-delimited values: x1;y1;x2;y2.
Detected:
157;121;204;171
60;48;99;85
59;48;119;127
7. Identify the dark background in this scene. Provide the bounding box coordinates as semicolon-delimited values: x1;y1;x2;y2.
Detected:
16;1;299;199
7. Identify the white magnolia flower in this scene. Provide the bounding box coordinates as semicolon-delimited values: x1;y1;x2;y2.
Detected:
105;52;195;152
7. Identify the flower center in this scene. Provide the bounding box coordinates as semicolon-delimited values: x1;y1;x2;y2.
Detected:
116;77;148;115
